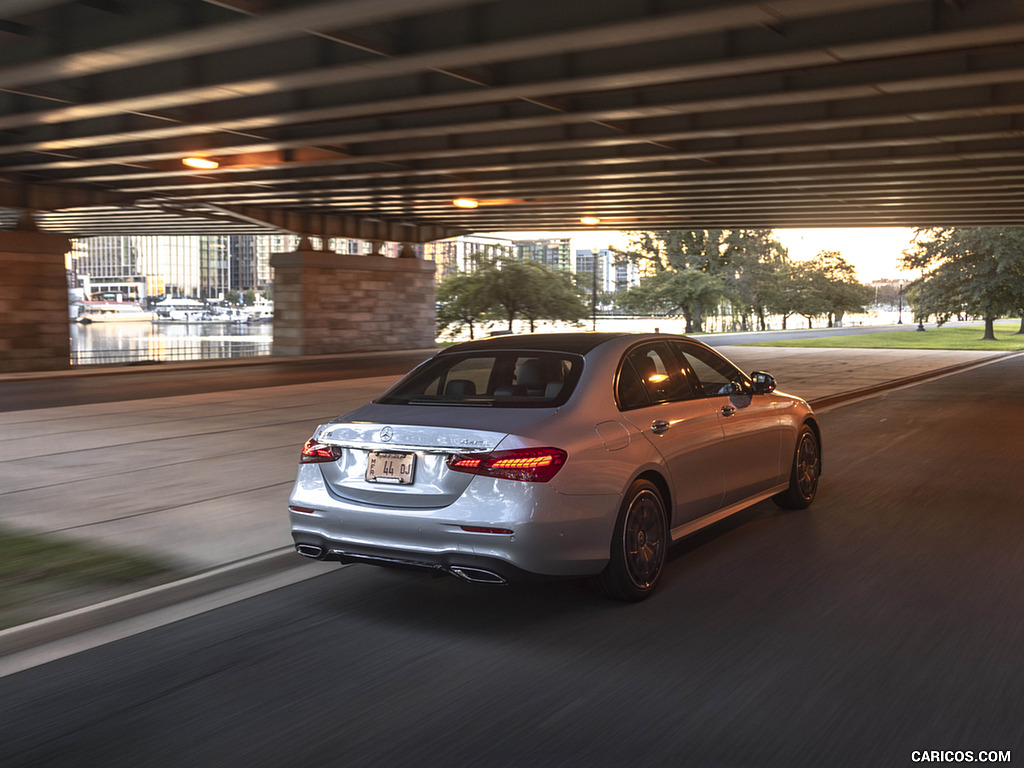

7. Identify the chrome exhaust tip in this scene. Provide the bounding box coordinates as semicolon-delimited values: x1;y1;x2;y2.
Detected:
449;566;508;585
296;544;325;559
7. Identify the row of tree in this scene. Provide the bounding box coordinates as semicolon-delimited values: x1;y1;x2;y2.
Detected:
902;227;1024;339
435;229;877;338
612;230;873;333
436;256;589;339
435;226;1024;341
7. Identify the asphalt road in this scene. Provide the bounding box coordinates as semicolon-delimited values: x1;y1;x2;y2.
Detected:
1;356;1022;768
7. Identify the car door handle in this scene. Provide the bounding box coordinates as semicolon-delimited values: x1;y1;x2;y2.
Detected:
651;419;670;434
720;405;736;417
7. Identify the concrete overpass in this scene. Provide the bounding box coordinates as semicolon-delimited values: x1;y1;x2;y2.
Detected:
2;0;1024;370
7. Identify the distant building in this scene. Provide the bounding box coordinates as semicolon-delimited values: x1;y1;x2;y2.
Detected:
575;248;639;293
72;235;275;301
424;234;515;280
69;236;149;301
516;238;572;271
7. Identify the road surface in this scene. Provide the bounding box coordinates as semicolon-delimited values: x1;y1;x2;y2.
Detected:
0;354;1021;767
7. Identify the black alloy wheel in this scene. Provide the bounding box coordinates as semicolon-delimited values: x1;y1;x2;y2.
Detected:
594;479;668;602
774;425;821;510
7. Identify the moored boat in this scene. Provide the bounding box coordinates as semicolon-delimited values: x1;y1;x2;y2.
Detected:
73;301;155;324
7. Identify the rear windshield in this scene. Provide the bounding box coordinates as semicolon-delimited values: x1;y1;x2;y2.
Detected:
376;351;583;408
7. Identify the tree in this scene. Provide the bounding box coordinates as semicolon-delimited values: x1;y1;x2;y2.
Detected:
619;230;729;333
811;250;875;327
902;227;1024;340
435;270;490;340
790;261;831;329
484;258;588;332
523;267;589;332
762;261;803;330
617;267;726;332
436;256;589;338
723;229;789;331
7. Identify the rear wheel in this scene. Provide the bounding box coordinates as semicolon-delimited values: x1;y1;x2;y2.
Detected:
774;425;820;510
593;479;668;602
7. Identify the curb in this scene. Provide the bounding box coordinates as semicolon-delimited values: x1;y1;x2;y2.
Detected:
0;548;306;658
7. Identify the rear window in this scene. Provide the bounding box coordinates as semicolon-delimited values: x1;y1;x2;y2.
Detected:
376;351;583;408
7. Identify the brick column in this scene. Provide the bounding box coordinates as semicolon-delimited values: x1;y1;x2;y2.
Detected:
0;229;72;373
270;247;436;356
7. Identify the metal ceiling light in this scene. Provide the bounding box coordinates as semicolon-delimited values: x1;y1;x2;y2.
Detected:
453;198;480;208
580;216;601;225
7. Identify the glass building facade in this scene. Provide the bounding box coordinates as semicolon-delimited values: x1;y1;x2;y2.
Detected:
516;238;572;271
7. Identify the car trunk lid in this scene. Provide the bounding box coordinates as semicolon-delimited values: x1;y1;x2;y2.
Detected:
312;420;509;509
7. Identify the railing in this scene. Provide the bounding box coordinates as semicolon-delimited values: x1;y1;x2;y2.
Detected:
70;340;273;366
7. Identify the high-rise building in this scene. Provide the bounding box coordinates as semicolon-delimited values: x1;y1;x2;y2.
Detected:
516;238;571;271
69;236;148;300
424;234;515;280
72;234;272;301
575;248;639;293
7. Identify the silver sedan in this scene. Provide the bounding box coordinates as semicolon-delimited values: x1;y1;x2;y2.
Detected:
288;332;821;601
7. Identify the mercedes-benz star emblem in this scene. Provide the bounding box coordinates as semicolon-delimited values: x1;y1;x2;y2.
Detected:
380;426;394;442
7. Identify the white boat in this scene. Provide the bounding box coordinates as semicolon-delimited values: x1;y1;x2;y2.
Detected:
240;297;274;323
151;297;238;324
73;301;155;324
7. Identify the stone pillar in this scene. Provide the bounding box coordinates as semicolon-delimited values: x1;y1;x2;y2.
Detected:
0;229;72;373
270;246;436;356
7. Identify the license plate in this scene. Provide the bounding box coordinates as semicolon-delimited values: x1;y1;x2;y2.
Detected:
365;451;416;485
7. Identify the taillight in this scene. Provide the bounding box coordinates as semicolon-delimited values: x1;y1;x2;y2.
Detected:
300;437;341;463
447;447;566;483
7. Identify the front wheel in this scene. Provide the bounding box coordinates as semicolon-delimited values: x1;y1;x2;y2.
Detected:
592;479;668;602
774;424;821;510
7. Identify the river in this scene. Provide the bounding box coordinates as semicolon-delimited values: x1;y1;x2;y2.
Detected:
69;321;274;365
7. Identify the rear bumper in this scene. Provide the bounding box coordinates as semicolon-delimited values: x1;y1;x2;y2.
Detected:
291;532;545;584
288;469;617;581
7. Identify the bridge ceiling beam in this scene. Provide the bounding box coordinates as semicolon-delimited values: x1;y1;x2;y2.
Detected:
2;0;1024;239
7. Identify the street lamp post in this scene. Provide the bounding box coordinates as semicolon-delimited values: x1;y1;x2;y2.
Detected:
591;249;598;331
897;281;903;324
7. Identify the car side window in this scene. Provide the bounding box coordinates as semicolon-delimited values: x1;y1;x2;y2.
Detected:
616;360;648;410
673;342;747;398
617;343;692;409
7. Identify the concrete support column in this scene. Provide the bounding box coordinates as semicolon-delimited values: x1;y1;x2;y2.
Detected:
270;245;436;356
0;229;72;373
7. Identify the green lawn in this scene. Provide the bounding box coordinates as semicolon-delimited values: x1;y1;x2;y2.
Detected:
747;322;1024;351
0;525;185;629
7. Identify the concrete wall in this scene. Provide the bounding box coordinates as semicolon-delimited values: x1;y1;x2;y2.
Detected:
0;230;71;373
270;248;436;356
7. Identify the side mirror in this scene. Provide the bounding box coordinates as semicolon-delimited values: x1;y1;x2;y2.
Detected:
750;371;777;395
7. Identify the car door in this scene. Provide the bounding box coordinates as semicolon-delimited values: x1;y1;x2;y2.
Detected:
671;341;784;505
616;341;726;524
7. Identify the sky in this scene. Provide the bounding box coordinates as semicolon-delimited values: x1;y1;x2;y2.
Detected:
774;228;916;282
492;227;916;282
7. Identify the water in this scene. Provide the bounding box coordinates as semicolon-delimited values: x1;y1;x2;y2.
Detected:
69;321;273;365
69;310;900;365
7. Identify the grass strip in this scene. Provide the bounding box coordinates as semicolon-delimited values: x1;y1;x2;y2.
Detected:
746;322;1024;351
0;525;185;630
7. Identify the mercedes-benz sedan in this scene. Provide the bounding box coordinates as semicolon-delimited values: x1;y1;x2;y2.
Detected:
288;333;821;601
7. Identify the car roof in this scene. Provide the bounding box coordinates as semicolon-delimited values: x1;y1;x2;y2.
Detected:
438;332;696;356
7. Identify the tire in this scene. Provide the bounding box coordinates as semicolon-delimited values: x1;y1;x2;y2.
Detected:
593;479;668;602
774;424;821;510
